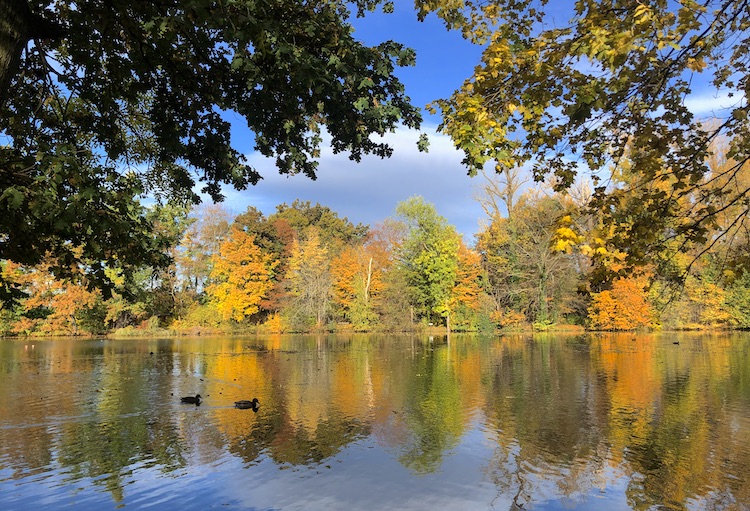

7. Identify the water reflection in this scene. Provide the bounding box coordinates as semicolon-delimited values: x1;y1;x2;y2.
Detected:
0;333;749;510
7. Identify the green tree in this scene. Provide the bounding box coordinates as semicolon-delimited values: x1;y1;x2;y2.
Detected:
727;271;750;328
395;196;460;330
270;200;369;252
422;0;750;273
1;0;421;303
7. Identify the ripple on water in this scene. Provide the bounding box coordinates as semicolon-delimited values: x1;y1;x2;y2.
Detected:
2;335;750;511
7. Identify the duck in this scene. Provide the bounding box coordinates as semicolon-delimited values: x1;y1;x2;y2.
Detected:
235;398;260;410
181;394;202;405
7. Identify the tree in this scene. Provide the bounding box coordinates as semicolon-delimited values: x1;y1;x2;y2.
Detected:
331;243;382;330
476;190;582;326
589;277;653;331
448;242;485;331
477;166;528;220
1;0;422;303
366;219;415;331
423;0;750;273
285;227;332;329
270;200;369;251
2;258;101;334
395;196;460;330
726;271;750;328
177;204;232;293
207;227;276;322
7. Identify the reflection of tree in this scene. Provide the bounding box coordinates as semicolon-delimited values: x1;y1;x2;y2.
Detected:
209;336;372;466
617;335;750;511
55;344;189;502
58;416;186;502
0;340;86;479
397;342;464;474
223;404;370;466
0;339;195;504
481;335;610;508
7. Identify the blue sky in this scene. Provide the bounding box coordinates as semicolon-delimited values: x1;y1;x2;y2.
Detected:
218;5;489;239
215;4;744;240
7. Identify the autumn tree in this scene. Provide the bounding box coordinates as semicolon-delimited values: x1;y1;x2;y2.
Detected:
285;227;332;329
448;242;485;331
331;243;382;330
656;270;732;330
232;206;295;313
422;0;750;274
232;202;370;320
207;227;276;323
3;259;101;335
589;278;653;331
1;0;422;303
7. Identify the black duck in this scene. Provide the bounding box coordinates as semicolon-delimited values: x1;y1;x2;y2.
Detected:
235;398;260;410
181;394;202;405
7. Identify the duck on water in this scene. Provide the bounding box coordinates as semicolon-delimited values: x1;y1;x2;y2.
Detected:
235;398;260;410
181;394;202;405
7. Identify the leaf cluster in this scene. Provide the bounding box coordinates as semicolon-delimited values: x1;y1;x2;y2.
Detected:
423;0;750;270
1;0;419;303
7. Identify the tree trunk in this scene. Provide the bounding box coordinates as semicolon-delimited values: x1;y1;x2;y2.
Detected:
0;0;64;107
0;0;32;105
364;257;372;304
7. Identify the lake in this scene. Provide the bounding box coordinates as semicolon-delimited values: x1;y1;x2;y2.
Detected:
1;333;749;510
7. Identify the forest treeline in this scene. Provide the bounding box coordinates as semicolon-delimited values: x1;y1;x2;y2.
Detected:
2;161;750;337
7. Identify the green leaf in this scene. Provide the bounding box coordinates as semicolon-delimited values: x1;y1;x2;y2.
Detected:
0;187;25;210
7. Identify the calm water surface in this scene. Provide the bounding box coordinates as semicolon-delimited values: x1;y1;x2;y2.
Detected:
1;333;749;511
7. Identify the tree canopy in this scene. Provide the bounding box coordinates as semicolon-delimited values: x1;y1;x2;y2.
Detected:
422;0;750;276
0;0;421;301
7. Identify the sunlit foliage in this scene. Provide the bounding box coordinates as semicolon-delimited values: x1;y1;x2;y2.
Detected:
589;278;653;331
207;228;277;323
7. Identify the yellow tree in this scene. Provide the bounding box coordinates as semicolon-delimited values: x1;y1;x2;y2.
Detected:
331;245;359;315
331;243;383;330
43;281;99;334
423;0;750;274
285;227;332;328
208;227;277;322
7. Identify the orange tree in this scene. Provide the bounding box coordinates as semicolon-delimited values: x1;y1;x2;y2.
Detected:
589;277;653;331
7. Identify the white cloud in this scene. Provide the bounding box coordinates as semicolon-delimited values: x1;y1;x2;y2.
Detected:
219;126;487;240
684;89;746;117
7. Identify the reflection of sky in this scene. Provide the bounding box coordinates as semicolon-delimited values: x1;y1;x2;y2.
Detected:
0;421;636;511
3;335;750;510
220;436;501;511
